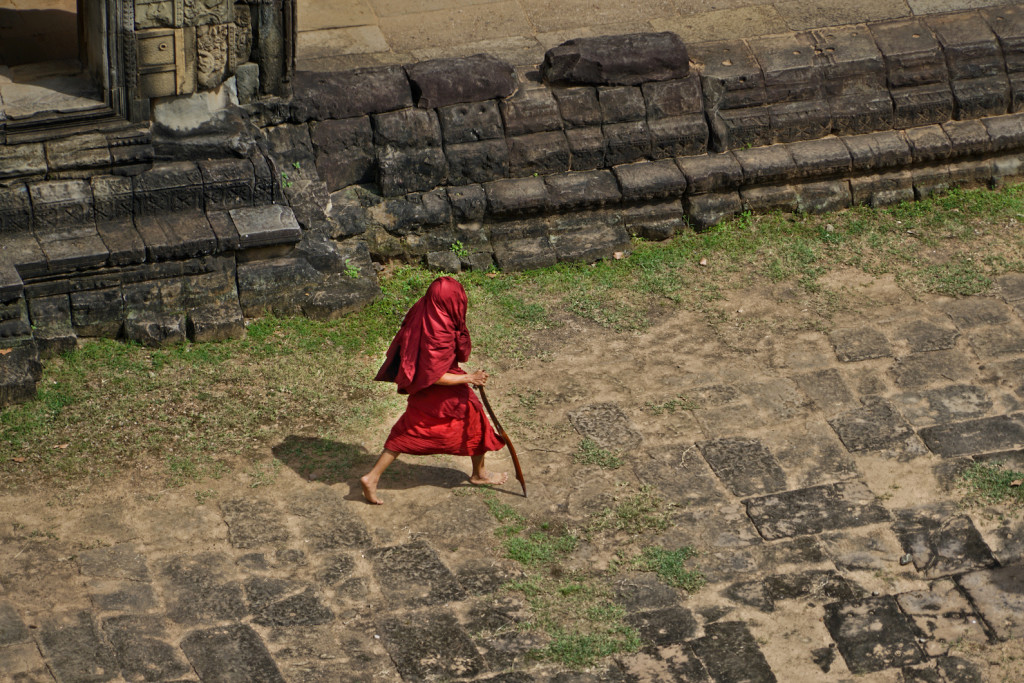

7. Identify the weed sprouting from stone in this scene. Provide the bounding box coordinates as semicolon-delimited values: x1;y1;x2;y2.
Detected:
574;439;622;469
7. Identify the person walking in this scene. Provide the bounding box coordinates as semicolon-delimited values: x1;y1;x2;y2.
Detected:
360;276;507;505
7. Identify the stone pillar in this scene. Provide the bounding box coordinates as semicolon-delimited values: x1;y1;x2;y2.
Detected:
255;0;285;96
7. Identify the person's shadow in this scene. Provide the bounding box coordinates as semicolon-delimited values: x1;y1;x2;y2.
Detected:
272;435;475;501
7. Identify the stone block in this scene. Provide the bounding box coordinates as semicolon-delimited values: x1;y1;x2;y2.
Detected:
769;100;831;144
870;19;949;88
927;13;1007;81
34;227;110;274
824;597;926;674
230;205;302;249
740;184;798;213
199;158;254;212
37;611;120;683
690;622;777;682
613;159;686;201
507;131;570;176
0;263;22;304
0;143;46;181
206;210;241;252
568;402;642;451
290;67;412;122
235;62;259;105
951;75;1012;119
124;315;186;347
444;140;509;185
982;112;1024;151
621;200;683;240
373;108;442;149
28;180;94;231
918;415;1024;457
426;250;461;273
604;121;651;166
941;119;994;156
447;184;487;222
187;302;246;343
748;32;822;104
948;159;995;189
45;133;111;179
133;161;204;216
959;565;1024;641
829;93;894;136
905;124;953;163
685;191;741;230
265;123;316;169
849;171;915;207
251;154;279;203
542;32;689;86
1;233;48;279
378;190;452;236
91;175;134;222
96;218;147;266
28;295;74;357
829;396;914;452
565;127;606;170
71;287;123;337
460;252;493;272
844;130;913;172
500;89;563;136
733;145;797;185
983;6;1024;72
135;211;217;261
544;170;621;211
549;216;629;265
912;165;952;200
787;138;852;178
485;177;547;215
309;117;375;191
406;54;515;109
809;25;887;97
642;73;704;119
103;615;191;681
698;438;786;497
746;480;889;539
676;153;743;194
0;184;32;233
598;86;646;123
437;100;504;144
1012;74;1024;113
181;624;284;682
691;40;766;111
552;86;602;128
708;107;773;152
107;127;154;176
376;147;448;196
492;236;557;271
486;217;549;242
892;83;955;129
649;115;709;158
377;610;483;681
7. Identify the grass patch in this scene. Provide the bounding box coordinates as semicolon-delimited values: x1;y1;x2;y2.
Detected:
643;396;699;415
574;439;622;469
590;486;670;535
629;546;705;592
958;462;1024;508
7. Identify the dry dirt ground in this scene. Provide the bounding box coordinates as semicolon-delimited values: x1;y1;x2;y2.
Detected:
2;269;1024;682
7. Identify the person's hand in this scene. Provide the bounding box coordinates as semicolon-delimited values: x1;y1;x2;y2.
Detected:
466;370;488;387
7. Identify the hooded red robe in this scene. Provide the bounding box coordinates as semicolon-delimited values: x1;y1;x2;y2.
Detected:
374;277;505;456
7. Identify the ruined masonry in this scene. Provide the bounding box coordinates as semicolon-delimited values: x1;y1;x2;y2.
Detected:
4;6;1024;406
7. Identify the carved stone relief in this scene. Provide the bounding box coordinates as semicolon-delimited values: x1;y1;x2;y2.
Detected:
196;24;230;90
233;4;254;67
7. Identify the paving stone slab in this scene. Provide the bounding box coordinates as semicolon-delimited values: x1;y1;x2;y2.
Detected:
821;526;907;571
829;326;892;362
889;349;976;389
791;368;855;414
893;318;960;353
893;507;997;577
87;578;158;613
181;623;285;682
376;609;484;681
316;552;358;587
252;587;334;627
958;564;1024;641
745;480;890;540
102;614;191;681
614;573;681;613
764;569;862;603
828;397;915;452
964;324;1024;359
634;447;729;507
38;610;119;682
769;420;859;489
896;579;988;657
995;272;1024;301
894;385;993;427
0;641;51;681
616;642;711;682
77;543;149;581
697;438;788;497
824;596;926;674
455;563;524;596
625;606;697;646
0;602;29;646
918;414;1024;457
160;552;247;625
288;487;373;550
567;403;642;452
369;540;465;607
220;498;291;549
664;501;763;551
690;621;777;683
943;297;1012;327
935;655;983;683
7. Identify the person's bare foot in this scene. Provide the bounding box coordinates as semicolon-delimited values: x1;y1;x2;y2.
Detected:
470;470;508;486
360;475;384;505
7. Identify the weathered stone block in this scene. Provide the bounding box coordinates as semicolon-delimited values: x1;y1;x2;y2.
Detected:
733;145;797;185
749;33;821;104
124;315;187;347
377;610;483;681
870;19;949;88
135;211;218;261
942;119;995;156
843;130;913;172
290;67;412;122
549;218;629;264
437;100;504;144
230;205;302;249
598;86;646;123
709;107;773;152
426;250;461;273
500;89;562;136
829;397;912;452
676;153;743;194
95;218;146;266
485;177;547;215
487;217;549;242
552;86;602;128
691;40;766;110
133;161;204;216
45;133;111;179
71;287;123;337
91;175;134;222
492;236;556;271
787;138;851;178
746;480;889;539
377;190;452;236
565;127;606;170
29;180;94;231
824;597;926;674
107;127;154;176
983;6;1024;72
948;158;995;189
959;565;1024;641
27;294;75;357
406;54;515;109
809;25;887;97
604;121;651;166
642;73;703;119
769;100;831;144
199;158;254;212
690;622;777;682
310;117;375;191
251;154;279;203
699;438;787;497
447;184;486;222
444;140;509;185
905;124;953;163
1;234;48;279
0;144;46;181
648;115;708;158
952;75;1011;119
685;191;742;230
927;13;1008;81
373;108;442;149
741;184;798;213
181;624;284;683
613;159;686;201
982;112;1024;151
892;83;955;129
829;93;894;136
237;257;319;317
507;131;570;176
544;170;621;211
918;415;1024;457
376;147;448;196
849;171;914;207
542;33;689;86
621;200;683;240
912;165;952;200
35;227;110;274
0;184;32;233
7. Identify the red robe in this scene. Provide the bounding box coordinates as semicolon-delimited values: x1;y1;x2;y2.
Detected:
375;277;504;456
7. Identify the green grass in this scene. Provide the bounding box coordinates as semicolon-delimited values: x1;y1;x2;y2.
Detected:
574;439;622;469
629;546;705;592
643;396;700;415
958;462;1024;508
590;486;670;535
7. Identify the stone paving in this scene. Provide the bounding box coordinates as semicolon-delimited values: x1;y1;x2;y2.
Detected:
295;0;1016;70
2;272;1024;681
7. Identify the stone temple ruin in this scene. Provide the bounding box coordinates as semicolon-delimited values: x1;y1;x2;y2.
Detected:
3;3;1024;405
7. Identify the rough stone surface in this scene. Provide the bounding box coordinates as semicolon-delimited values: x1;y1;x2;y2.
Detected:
181;624;286;682
824;597;926;674
958;564;1024;641
407;54;516;109
918;415;1024;457
542;33;689;87
369;541;464;607
689;621;777;683
697;438;787;497
376;610;484;681
893;507;997;577
745;480;890;540
291;67;412;121
567;403;642;452
828;397;915;452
